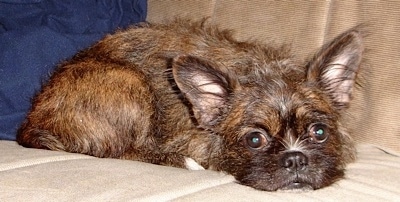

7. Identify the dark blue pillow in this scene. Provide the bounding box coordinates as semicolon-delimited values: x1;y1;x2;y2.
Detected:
0;0;147;140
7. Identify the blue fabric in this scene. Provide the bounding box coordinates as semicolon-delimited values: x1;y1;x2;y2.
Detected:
0;0;147;140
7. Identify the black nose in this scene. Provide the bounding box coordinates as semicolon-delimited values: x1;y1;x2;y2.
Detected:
280;151;308;172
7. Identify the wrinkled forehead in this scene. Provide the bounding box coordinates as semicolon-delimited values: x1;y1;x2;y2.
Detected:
242;86;298;121
241;74;301;107
238;82;330;134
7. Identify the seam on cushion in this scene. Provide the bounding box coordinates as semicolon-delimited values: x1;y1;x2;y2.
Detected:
373;145;400;157
210;0;218;24
357;144;400;157
170;181;239;201
135;174;235;201
322;0;334;44
0;155;93;172
355;159;400;169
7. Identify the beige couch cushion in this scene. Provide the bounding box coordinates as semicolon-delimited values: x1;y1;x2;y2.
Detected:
148;0;400;153
1;141;399;201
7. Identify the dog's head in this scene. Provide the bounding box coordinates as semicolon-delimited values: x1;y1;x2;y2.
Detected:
172;26;364;191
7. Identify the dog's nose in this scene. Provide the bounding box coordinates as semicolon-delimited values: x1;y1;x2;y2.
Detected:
280;151;308;172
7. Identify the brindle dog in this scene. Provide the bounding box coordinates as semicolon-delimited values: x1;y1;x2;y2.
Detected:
17;19;365;191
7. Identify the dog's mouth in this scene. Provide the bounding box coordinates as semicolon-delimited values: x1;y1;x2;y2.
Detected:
277;174;315;192
279;181;314;192
238;172;319;191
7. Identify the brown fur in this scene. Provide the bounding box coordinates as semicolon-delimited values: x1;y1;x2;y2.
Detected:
17;19;364;191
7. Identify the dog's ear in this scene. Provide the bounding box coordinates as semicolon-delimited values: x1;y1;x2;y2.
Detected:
172;55;233;128
306;26;365;109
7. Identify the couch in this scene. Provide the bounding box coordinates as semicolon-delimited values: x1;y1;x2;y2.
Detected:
1;1;400;201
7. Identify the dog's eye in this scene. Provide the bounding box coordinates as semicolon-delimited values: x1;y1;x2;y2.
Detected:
244;131;268;149
309;123;329;143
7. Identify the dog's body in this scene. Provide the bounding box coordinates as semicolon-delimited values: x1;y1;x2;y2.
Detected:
17;19;364;191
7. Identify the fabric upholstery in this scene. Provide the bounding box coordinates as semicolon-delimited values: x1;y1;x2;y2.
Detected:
0;0;147;140
1;140;399;201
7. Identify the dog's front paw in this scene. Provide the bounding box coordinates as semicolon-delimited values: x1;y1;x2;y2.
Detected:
184;157;205;170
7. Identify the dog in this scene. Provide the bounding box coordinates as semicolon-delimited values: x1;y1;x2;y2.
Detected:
17;19;364;191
